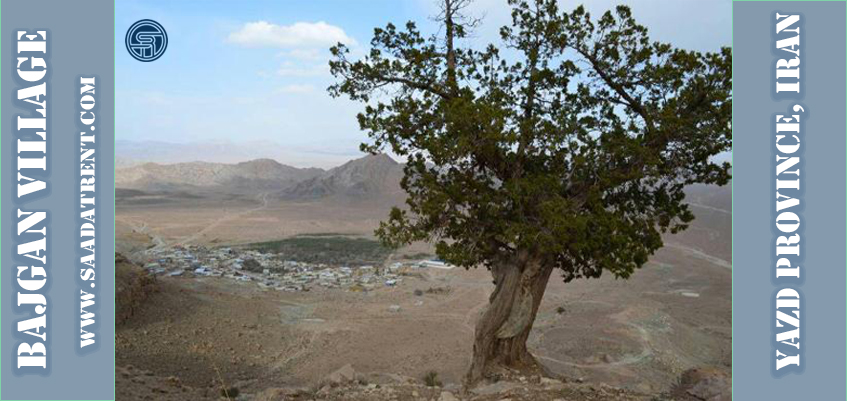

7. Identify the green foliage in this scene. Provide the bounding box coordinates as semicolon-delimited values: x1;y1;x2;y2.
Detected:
249;235;392;265
329;0;731;282
402;252;434;259
424;370;443;387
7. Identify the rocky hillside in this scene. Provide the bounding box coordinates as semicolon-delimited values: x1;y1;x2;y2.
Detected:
116;253;157;325
281;154;404;200
116;154;730;215
116;363;730;400
116;158;323;192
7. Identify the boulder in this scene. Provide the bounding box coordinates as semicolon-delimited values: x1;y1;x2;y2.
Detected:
676;367;732;401
438;391;460;401
325;363;357;385
472;381;521;396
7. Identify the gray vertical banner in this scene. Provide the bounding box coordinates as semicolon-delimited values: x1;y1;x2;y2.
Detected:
1;0;115;400
734;1;846;399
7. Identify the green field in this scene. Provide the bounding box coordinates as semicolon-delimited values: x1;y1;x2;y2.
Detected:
248;234;393;266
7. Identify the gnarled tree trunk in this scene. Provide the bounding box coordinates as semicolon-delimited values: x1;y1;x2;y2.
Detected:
465;251;554;385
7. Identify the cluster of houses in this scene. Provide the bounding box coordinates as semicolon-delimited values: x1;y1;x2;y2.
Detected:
141;244;452;292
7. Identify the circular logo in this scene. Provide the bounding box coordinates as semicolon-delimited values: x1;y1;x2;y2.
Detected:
125;19;168;62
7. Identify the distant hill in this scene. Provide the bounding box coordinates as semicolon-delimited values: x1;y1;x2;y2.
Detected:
116;158;323;192
685;182;732;213
117;140;285;165
115;154;404;199
116;140;359;169
280;154;404;200
115;154;731;236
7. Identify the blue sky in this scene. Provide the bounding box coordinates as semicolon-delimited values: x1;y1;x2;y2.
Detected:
117;0;731;168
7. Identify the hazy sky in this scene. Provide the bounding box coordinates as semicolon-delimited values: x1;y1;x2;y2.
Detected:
116;0;731;168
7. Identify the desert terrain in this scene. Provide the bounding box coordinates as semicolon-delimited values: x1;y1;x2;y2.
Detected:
115;154;731;400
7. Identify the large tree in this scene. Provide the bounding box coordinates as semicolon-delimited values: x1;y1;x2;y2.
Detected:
329;0;731;384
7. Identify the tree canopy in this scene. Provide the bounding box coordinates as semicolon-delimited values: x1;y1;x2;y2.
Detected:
329;0;731;283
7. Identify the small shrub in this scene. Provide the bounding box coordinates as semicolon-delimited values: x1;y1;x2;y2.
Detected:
425;286;451;295
556;306;566;314
220;386;239;398
414;289;424;296
423;371;442;387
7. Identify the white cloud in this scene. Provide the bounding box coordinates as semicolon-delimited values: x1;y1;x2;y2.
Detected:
280;48;325;61
227;21;356;48
276;61;329;77
275;84;315;94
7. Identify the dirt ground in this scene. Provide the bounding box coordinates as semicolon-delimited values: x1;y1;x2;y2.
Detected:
116;193;731;400
116;193;404;251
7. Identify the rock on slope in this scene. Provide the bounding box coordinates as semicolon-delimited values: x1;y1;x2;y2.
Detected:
116;366;657;401
116;253;157;325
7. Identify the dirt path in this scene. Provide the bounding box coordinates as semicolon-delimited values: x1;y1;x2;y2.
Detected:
117;193;270;255
115;216;167;250
179;192;270;245
688;202;731;215
665;242;732;270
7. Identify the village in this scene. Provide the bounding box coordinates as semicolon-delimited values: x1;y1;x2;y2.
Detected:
139;244;453;293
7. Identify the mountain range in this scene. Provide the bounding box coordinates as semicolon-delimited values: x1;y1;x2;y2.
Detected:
116;140;359;169
280;154;404;200
117;153;730;212
116;154;404;200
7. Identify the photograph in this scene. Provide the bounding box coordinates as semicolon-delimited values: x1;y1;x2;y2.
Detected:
113;0;731;400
